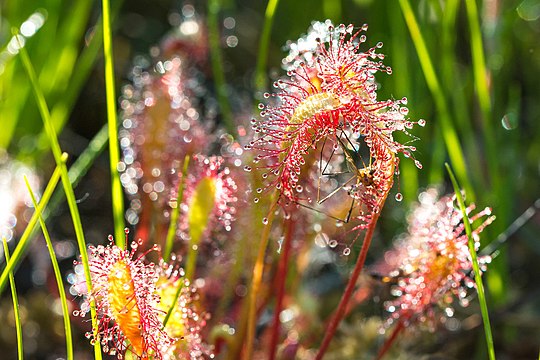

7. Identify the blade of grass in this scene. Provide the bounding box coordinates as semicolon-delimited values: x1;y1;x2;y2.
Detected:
54;124;109;207
446;163;495;360
42;0;124;147
208;0;236;136
399;0;474;201
18;43;103;359
2;238;23;360
163;155;190;262
25;177;73;360
243;191;278;360
0;162;62;295
101;0;125;248
389;3;418;203
465;0;509;306
162;277;185;328
254;0;280;94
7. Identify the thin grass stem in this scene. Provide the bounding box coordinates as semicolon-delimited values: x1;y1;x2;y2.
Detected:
18;45;103;359
446;163;495;360
48;124;109;214
162;278;184;328
163;155;190;262
2;238;24;360
101;0;125;248
243;191;278;360
254;0;280;93
398;0;474;201
208;0;236;136
24;178;73;360
0;163;62;295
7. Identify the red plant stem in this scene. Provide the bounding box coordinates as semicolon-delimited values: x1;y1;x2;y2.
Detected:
315;210;381;360
376;319;405;360
268;218;294;360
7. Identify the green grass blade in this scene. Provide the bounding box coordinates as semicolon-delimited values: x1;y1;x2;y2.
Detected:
18;44;103;360
163;155;190;262
446;163;495;360
162;279;184;328
2;238;24;360
24;178;73;360
0;163;62;295
208;0;236;136
101;0;125;248
254;0;280;93
399;0;474;201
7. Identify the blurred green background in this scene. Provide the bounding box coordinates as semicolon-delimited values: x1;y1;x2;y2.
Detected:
1;0;539;358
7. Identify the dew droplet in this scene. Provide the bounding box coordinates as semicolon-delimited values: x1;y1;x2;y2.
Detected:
253;198;259;203
395;193;403;202
343;248;351;256
418;119;426;127
262;217;269;225
414;160;423;169
328;240;338;248
244;166;252;172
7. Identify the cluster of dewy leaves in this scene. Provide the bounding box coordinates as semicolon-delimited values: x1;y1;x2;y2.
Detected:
179;155;238;247
248;21;424;228
74;234;213;359
118;6;215;228
382;188;495;329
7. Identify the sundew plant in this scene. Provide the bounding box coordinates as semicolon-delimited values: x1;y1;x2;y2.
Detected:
1;0;539;359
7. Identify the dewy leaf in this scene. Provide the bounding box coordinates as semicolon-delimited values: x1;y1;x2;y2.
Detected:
188;177;217;246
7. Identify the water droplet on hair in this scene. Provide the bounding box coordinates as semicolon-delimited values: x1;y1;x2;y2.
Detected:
328;240;338;248
253;198;259;203
262;217;269;225
414;160;423;169
418;119;426;127
244;166;252;172
395;193;403;202
343;247;351;256
258;103;264;109
376;41;383;48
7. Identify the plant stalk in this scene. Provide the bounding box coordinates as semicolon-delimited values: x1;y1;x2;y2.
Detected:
243;193;278;359
315;210;382;359
268;218;294;360
376;319;405;360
